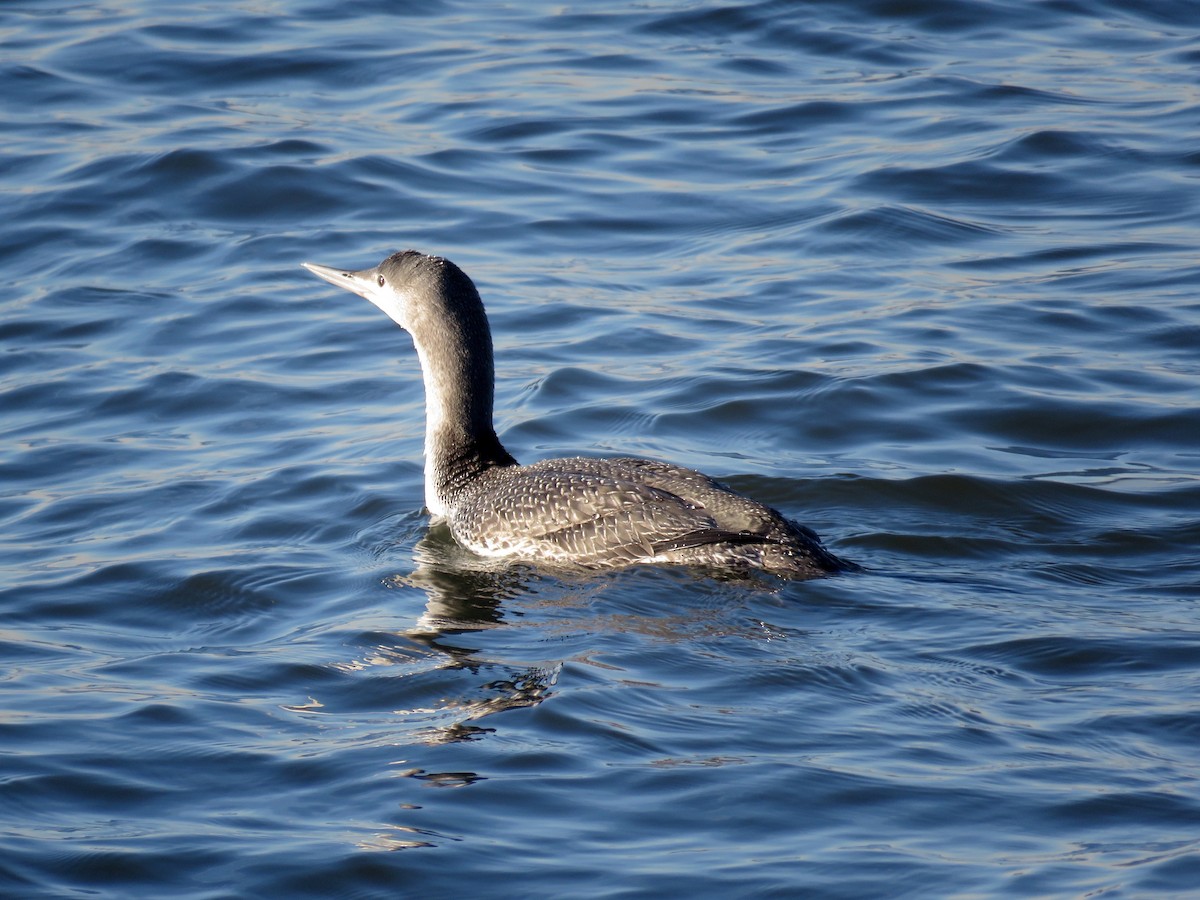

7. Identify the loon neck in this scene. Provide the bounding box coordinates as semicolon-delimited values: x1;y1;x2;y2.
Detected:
411;318;516;517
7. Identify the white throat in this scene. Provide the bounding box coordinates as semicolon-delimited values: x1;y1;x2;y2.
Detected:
415;340;452;518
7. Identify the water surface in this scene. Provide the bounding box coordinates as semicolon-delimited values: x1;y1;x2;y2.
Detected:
2;1;1199;896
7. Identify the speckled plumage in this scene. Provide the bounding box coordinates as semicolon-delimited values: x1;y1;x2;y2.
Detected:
454;456;842;575
303;250;845;577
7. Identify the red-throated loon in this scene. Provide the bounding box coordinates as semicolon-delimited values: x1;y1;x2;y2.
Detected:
302;250;846;577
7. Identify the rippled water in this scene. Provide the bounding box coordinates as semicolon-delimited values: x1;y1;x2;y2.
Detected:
3;1;1199;896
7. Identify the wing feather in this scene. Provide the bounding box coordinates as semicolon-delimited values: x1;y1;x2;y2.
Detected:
452;458;740;566
448;455;829;570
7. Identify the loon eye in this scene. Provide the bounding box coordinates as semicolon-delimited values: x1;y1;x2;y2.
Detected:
377;274;386;287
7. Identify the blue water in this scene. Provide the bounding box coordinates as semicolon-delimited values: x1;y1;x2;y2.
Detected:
3;1;1199;896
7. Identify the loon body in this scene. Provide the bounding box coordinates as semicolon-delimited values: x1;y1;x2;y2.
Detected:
303;251;844;577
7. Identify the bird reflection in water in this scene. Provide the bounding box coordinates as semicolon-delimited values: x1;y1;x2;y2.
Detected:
330;522;798;852
341;522;564;748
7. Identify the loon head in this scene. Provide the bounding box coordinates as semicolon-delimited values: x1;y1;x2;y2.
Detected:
302;250;485;339
302;249;510;518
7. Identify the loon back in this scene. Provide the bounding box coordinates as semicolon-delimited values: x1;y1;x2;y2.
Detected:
453;456;844;575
